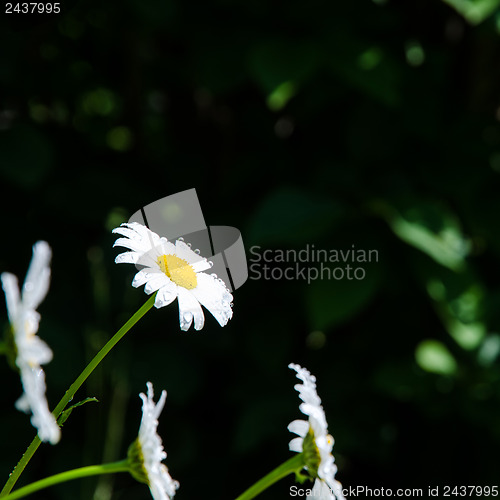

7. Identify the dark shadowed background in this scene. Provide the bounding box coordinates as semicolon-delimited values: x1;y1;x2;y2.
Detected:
1;0;500;498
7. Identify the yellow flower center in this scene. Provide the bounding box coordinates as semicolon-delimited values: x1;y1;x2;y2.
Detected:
157;254;197;290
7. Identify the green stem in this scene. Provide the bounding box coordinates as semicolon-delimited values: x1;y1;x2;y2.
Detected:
235;454;305;500
3;460;130;500
0;294;156;497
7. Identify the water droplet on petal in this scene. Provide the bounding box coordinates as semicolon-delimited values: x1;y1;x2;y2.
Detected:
194;249;200;255
208;260;213;266
187;242;192;248
178;237;184;242
211;273;218;278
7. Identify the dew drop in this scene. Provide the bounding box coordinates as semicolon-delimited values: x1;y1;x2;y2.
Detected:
187;242;192;248
211;273;218;278
178;237;184;242
194;249;201;255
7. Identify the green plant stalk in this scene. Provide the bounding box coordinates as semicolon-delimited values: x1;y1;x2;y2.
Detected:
0;294;156;497
3;460;130;500
234;453;305;500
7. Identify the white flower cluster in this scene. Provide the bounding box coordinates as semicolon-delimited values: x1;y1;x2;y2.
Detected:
288;363;345;500
2;223;348;500
1;241;60;444
134;382;179;500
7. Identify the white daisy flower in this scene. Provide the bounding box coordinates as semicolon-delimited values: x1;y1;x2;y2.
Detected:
112;222;233;331
128;382;179;500
1;241;60;444
288;363;345;500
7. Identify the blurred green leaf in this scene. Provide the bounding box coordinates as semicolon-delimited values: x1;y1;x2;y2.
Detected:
441;0;500;24
420;263;487;350
385;200;470;271
415;340;458;375
267;81;296;111
445;318;486;350
477;334;500;366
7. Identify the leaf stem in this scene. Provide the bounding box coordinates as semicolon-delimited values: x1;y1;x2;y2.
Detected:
2;460;130;500
234;453;305;500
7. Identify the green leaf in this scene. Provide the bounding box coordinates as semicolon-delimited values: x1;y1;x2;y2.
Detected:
57;397;99;427
415;340;458;376
384;200;470;271
441;0;500;25
416;260;487;350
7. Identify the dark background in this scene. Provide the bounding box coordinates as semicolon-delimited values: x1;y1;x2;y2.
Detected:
1;0;500;498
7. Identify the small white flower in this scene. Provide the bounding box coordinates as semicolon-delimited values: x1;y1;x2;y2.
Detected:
1;241;60;444
113;222;233;331
128;382;179;500
288;363;345;500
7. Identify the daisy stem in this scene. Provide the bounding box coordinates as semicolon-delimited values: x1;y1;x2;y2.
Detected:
0;294;156;498
234;453;305;500
2;460;130;500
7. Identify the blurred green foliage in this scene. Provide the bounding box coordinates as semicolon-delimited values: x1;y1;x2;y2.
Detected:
1;0;500;499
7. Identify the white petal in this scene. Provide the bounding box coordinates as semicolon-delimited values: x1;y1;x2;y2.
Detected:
113;237;150;254
115;251;141;264
177;287;204;331
175;239;201;265
288;419;309;437
15;393;30;413
191;258;211;273
172;239;211;273
1;272;20;325
144;274;170;295
132;270;151;288
16;327;53;366
113;223;162;256
189;273;233;327
289;437;304;453
112;224;142;239
22;241;51;310
155;282;178;309
159;238;176;256
17;365;60;444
